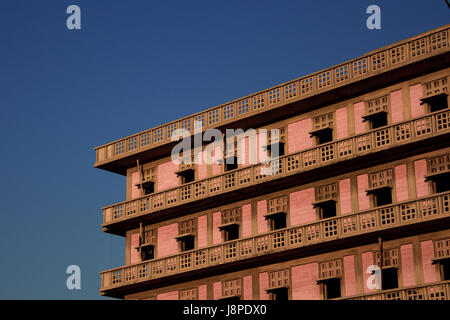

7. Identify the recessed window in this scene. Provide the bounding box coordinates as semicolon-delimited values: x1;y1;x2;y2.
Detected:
177;220;196;252
220;296;240;302
270;288;289;300
224;157;238;172
314;183;338;219
320;202;337;219
428;95;448;113
382;268;398;290
138;227;156;261
221;279;242;301
267;270;290;300
181;170;195;184
176;163;195;184
367;170;393;207
270;215;286;230
439;260;450;281
310;113;334;145
138;167;156;195
364;96;390;129
435;177;450;193
374;188;393;206
141;246;154;261
267;128;286;157
143;183;154;195
265;196;288;231
224;225;239;241
179;237;194;252
266;142;285;157
323;278;341;299
426;155;450;193
220;208;240;241
421;78;448;113
316;130;333;145
369;113;388;129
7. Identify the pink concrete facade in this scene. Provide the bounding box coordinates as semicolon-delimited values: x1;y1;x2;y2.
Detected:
157;291;178;300
353;102;366;134
335;107;348;139
390;90;404;123
157;223;178;258
343;255;357;296
243;275;253;300
414;159;428;197
130;233;140;264
213;281;222;300
291;263;320;300
289;188;315;226
410;84;425;118
197;215;208;248
259;272;269;300
362;251;376;293
196;150;207;180
242;204;252;237
212;212;222;244
395;164;409;202
131;171;140;199
257;200;268;234
287;118;313;154
339;178;352;215
157;161;179;191
198;285;207;300
421;240;438;284
211;147;222;176
400;244;416;287
357;174;370;210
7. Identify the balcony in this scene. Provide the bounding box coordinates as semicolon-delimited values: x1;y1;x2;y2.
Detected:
100;191;450;296
343;281;450;300
94;26;450;174
101;109;450;232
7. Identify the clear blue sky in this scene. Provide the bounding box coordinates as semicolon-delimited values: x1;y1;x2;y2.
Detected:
0;0;448;299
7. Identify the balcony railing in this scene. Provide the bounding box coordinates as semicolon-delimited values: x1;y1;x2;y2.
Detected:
102;109;450;227
94;26;450;166
100;191;450;292
343;281;450;300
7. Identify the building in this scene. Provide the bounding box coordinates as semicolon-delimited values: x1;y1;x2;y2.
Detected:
95;25;450;300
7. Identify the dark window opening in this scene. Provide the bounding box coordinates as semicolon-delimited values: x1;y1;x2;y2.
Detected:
382;268;398;290
270;288;289;300
323;278;341;299
180;237;195;252
316;130;333;145
441;260;450;281
374;189;392;206
224;157;238;172
181;170;195;184
369;113;388;129
435;177;450;193
319;202;337;219
224;225;239;242
141;246;154;261
143;183;154;195
428;95;448;113
269;214;286;231
220;296;240;302
268;142;285;157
